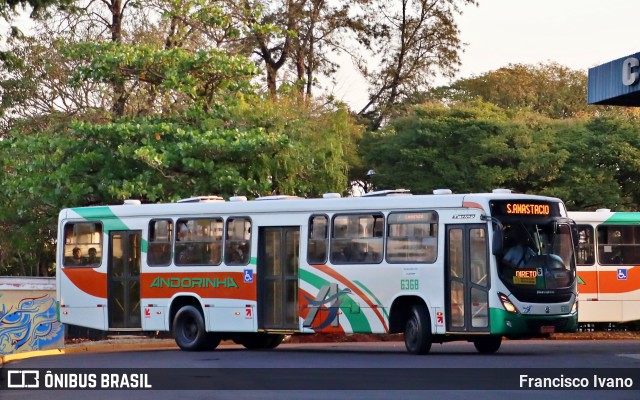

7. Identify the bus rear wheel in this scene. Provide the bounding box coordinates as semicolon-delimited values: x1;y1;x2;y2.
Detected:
473;335;502;354
237;333;284;350
173;305;220;351
404;305;432;355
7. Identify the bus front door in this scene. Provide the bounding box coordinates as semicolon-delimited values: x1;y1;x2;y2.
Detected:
257;227;300;331
107;231;142;330
445;224;490;332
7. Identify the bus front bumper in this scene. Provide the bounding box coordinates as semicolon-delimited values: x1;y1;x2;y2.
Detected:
490;308;578;337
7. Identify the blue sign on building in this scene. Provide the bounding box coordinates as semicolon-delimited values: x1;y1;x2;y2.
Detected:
588;52;640;106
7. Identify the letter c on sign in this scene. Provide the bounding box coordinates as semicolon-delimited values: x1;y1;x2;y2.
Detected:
622;57;640;86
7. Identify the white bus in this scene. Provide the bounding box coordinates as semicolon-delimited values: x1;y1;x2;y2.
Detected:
56;189;578;354
569;210;640;326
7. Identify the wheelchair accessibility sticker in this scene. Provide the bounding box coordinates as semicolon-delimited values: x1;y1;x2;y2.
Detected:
244;269;254;283
617;268;627;280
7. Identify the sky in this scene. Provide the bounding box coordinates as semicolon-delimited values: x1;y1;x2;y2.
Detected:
331;0;640;111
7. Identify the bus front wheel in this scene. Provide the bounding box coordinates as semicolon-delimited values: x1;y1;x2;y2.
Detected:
404;305;432;355
173;305;219;351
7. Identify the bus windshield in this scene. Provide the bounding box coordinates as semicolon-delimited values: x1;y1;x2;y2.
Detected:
498;220;575;292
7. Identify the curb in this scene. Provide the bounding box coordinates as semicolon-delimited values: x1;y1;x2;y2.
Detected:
0;341;179;366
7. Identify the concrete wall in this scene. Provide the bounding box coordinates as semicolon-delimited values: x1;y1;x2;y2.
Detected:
0;277;64;355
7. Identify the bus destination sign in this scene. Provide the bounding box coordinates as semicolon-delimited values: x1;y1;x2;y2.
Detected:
490;200;561;218
507;203;550;215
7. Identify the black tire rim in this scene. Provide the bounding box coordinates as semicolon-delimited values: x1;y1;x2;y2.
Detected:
182;315;198;343
406;317;419;350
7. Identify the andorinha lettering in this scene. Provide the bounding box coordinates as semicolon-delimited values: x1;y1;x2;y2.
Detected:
150;276;239;289
506;203;550;216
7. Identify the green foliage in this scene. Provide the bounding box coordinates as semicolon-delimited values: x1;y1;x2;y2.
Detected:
425;63;592;119
0;93;361;275
0;0;367;275
228;94;361;196
361;101;640;212
0;0;75;20
65;42;259;113
550;116;640;210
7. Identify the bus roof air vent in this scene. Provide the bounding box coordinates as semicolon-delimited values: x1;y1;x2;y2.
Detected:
323;193;341;199
362;189;412;197
177;195;225;203
432;189;452;195
492;188;512;194
255;195;304;201
595;208;611;212
123;199;141;205
229;196;247;202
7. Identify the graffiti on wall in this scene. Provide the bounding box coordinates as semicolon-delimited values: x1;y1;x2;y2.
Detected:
0;291;64;355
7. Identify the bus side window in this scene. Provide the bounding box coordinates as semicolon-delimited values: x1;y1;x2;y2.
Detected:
307;215;328;264
575;225;594;265
330;214;383;264
148;219;173;266
63;222;103;267
225;217;251;265
597;226;634;265
386;212;437;264
174;218;223;266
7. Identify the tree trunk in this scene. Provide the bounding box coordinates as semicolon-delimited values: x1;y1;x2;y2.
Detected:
110;0;126;117
296;53;306;96
266;64;278;99
39;260;49;277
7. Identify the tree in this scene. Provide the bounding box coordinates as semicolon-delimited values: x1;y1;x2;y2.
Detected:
426;63;592;119
0;35;110;134
0;0;75;22
229;93;361;196
0;92;361;275
359;100;640;212
288;0;350;99
0;108;287;275
228;0;355;100
360;101;569;194
0;0;364;276
355;0;477;128
551;116;640;211
230;0;302;98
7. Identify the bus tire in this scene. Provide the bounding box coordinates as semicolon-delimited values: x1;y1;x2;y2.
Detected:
404;305;432;355
173;305;210;351
240;333;284;350
473;335;502;354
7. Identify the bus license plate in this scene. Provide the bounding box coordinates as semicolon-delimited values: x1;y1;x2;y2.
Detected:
540;326;555;333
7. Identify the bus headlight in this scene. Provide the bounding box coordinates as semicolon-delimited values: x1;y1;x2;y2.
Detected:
571;300;578;314
498;292;519;314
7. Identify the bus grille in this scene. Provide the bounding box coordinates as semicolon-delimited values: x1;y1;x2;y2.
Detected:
513;293;572;303
526;318;569;331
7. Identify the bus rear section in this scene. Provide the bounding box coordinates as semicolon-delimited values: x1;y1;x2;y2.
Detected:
56;191;578;355
569;210;640;328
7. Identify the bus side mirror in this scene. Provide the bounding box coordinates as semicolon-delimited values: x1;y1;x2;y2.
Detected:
492;224;504;255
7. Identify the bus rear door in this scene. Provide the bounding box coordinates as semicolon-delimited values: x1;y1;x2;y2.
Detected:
257;227;300;331
107;230;142;330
